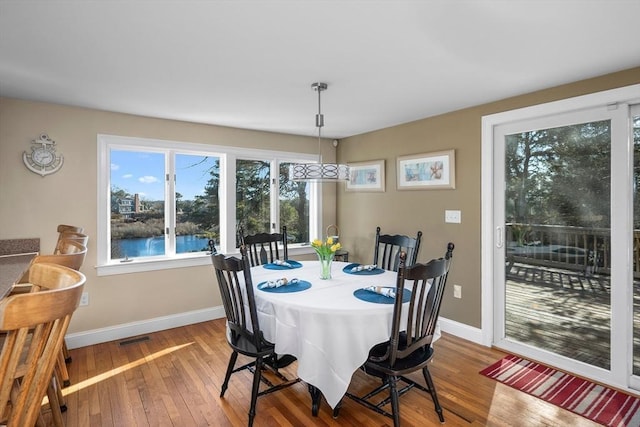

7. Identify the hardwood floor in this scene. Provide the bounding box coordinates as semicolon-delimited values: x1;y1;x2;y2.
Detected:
505;262;619;370
48;318;600;426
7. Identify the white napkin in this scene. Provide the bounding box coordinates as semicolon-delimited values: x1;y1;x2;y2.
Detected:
351;264;377;272
273;259;293;268
363;286;396;298
258;277;299;289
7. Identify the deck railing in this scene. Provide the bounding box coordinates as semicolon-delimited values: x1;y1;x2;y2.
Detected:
505;223;620;275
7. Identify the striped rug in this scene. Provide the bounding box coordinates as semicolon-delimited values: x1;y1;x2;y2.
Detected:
480;354;640;427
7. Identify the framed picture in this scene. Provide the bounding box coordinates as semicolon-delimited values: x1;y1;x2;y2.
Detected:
396;149;455;190
345;159;385;192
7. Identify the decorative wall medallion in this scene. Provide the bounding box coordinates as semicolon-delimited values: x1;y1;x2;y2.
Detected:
23;133;64;176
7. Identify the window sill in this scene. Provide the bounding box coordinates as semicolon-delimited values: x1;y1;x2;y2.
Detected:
96;246;318;276
96;253;213;276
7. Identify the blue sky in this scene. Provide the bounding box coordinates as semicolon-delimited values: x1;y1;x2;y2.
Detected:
110;150;218;201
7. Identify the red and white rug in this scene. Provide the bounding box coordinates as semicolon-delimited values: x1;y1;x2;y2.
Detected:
480;354;640;427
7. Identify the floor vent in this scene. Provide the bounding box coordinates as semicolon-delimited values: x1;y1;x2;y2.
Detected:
119;336;150;346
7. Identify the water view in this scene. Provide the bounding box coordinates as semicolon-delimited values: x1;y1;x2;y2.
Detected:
116;235;211;258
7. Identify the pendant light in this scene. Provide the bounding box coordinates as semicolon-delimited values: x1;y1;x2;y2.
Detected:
289;82;350;181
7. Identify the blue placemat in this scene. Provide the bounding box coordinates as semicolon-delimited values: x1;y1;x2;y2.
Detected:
353;287;411;304
257;279;312;293
262;260;303;270
343;263;385;275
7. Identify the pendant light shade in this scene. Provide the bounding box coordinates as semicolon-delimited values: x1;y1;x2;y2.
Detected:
289;162;350;181
289;82;350;182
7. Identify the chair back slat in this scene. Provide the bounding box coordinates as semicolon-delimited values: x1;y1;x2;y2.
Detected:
240;226;288;267
386;243;454;366
0;262;85;427
374;226;422;271
211;246;266;351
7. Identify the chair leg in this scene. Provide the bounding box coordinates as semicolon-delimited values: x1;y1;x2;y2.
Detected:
388;376;401;427
47;379;65;427
57;350;71;387
422;367;444;423
220;351;238;397
62;341;72;364
248;357;264;427
52;368;67;411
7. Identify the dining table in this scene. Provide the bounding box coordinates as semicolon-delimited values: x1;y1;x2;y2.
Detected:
246;259;439;414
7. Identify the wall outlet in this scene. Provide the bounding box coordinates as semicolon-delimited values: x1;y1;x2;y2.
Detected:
445;210;461;223
453;284;462;299
80;291;89;306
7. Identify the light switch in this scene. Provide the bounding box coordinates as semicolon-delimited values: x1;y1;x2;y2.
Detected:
453;285;462;299
445;210;461;223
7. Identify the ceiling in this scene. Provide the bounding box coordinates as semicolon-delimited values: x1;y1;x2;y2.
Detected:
1;1;639;139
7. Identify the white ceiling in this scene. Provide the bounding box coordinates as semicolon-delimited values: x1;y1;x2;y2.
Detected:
1;1;639;139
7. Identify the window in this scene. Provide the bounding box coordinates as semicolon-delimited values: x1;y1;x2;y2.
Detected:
97;135;319;275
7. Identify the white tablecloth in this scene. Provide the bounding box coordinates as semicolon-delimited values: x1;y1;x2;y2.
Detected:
248;260;437;409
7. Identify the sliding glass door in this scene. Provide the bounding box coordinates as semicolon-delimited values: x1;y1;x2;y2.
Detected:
487;91;639;391
501;117;612;369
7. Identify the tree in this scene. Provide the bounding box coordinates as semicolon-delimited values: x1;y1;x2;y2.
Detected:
505;120;612;228
278;164;308;243
236;160;270;237
190;159;221;237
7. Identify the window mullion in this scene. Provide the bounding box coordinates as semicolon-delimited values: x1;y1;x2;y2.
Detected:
220;153;235;254
271;160;279;233
166;151;177;255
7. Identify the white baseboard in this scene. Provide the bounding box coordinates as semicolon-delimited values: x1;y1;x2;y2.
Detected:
65;306;226;350
65;308;484;350
439;316;485;345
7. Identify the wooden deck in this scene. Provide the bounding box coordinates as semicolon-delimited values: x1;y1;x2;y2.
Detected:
506;262;640;372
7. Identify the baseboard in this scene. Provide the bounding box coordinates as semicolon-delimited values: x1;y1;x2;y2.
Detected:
65;308;484;350
65;306;226;349
438;316;484;345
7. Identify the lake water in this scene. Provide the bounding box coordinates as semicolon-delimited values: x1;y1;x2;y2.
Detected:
116;235;211;258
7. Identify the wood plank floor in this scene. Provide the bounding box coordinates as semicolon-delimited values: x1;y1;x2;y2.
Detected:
505;262;628;370
43;318;603;426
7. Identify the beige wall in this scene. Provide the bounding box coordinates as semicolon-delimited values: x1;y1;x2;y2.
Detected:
337;67;640;328
0;99;337;334
1;67;638;338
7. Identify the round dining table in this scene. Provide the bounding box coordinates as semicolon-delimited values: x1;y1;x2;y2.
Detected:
247;259;439;413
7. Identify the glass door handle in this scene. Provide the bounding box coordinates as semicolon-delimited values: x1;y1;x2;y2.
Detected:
496;226;504;248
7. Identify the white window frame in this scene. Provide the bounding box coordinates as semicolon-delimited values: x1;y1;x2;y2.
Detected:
97;134;319;276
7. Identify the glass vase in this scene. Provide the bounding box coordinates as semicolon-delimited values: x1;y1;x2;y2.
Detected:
318;254;334;280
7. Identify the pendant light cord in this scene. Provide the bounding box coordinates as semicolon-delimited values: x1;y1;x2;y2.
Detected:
315;83;325;163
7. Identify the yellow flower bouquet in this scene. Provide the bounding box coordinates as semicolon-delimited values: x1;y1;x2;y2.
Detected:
311;237;342;279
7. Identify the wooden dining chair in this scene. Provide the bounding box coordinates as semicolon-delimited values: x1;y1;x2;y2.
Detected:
13;240;88;400
240;225;288;267
343;243;454;426
373;226;423;271
211;245;299;427
0;262;86;427
30;241;87;273
56;224;84;235
53;230;88;368
54;232;88;254
15;242;87;290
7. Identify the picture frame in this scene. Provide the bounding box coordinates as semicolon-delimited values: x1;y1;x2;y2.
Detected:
396;149;455;190
345;159;385;192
